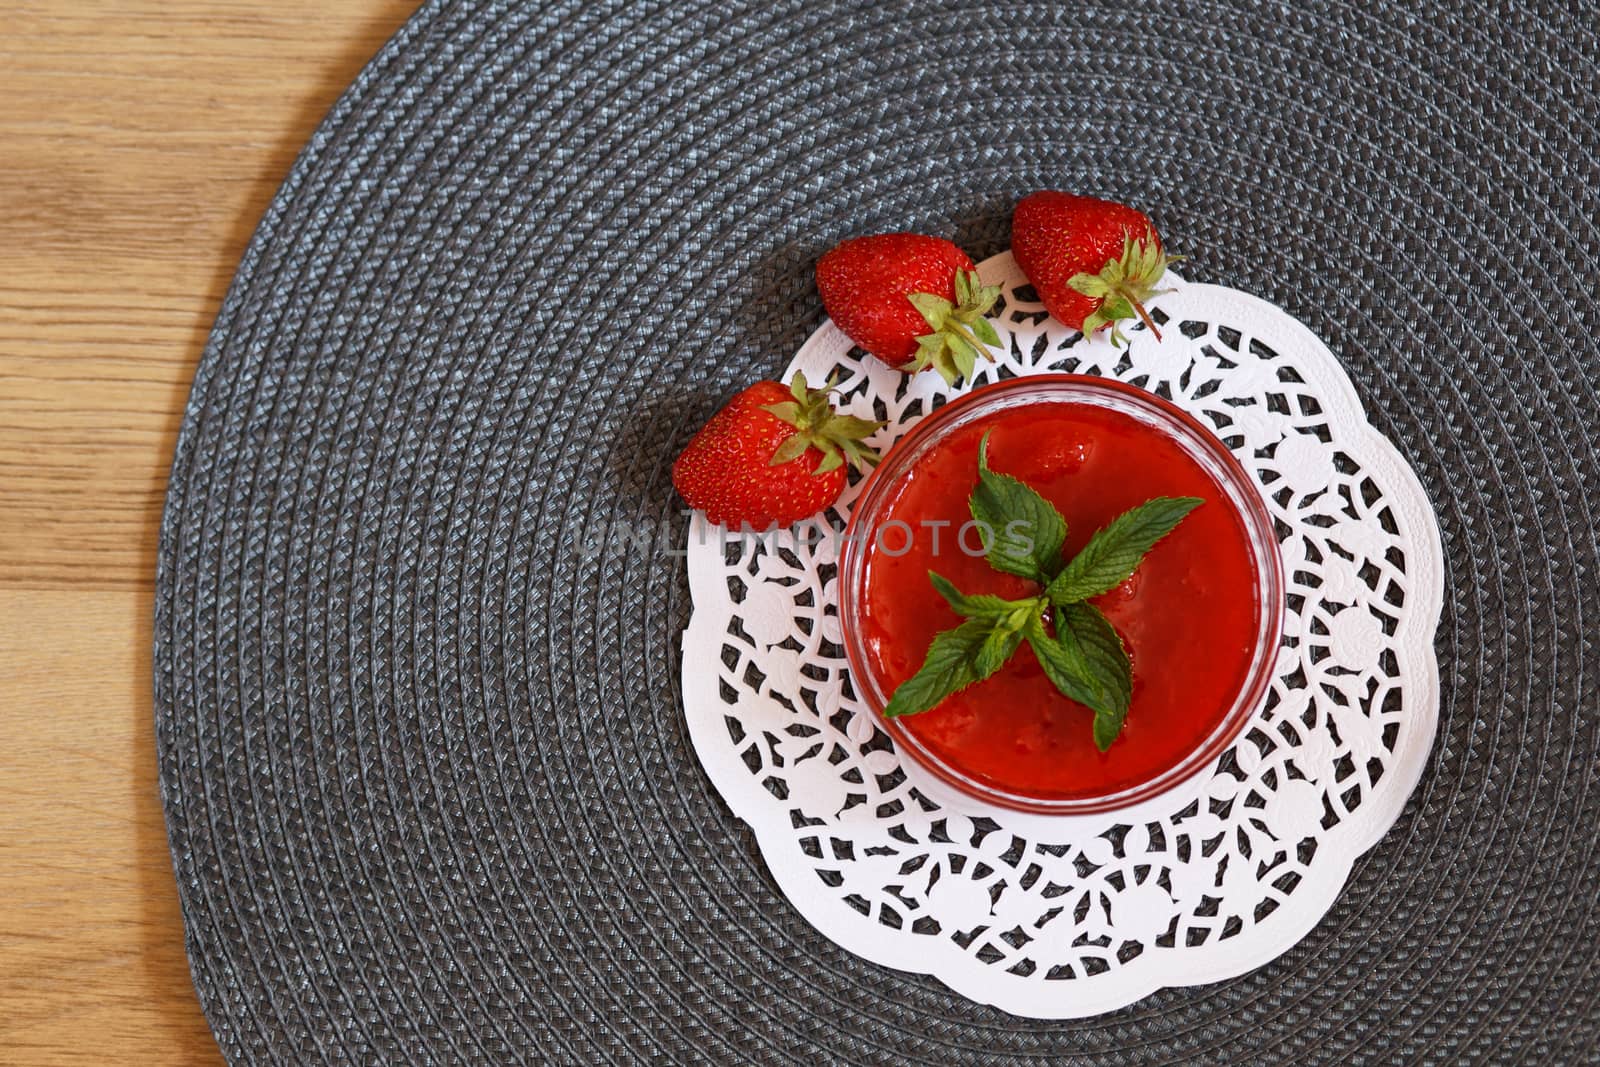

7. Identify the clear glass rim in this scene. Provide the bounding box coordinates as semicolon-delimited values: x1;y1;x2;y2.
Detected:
838;374;1285;817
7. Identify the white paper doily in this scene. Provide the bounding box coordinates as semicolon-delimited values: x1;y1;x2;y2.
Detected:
681;253;1444;1018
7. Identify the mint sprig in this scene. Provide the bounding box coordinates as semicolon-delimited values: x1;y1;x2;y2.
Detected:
881;433;1202;751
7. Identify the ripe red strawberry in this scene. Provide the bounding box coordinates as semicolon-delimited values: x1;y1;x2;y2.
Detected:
816;233;1002;384
1011;192;1175;346
673;373;883;528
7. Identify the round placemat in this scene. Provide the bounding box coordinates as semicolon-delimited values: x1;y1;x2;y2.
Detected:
155;1;1600;1063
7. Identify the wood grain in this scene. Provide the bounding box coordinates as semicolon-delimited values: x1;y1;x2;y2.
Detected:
0;2;418;1062
0;0;418;592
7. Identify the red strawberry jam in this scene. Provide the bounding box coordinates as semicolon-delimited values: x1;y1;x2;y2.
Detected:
840;376;1281;813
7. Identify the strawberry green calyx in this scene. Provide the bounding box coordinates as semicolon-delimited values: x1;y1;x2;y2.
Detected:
1070;233;1178;347
904;268;1004;385
761;372;886;476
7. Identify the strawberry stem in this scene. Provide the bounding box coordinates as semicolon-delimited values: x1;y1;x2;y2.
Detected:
1071;233;1174;347
1126;292;1162;341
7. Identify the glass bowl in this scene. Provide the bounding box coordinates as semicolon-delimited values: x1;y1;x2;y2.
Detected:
838;374;1284;817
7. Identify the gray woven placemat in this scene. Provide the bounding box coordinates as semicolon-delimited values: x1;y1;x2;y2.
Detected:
154;1;1600;1062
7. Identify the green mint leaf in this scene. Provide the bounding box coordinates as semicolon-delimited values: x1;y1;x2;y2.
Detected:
1045;496;1203;605
887;587;1046;718
1023;614;1107;712
928;571;1018;620
975;624;1026;677
1059;601;1132;717
882;618;995;718
969;433;1068;582
1092;709;1124;752
1026;604;1134;750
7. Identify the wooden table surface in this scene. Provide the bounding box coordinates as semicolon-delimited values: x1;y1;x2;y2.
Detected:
0;3;419;1062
